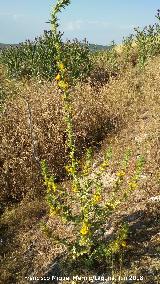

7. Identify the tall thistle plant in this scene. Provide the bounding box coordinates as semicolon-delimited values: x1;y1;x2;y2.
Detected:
41;0;145;264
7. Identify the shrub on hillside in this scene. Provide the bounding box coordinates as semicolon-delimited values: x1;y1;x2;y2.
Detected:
0;31;92;81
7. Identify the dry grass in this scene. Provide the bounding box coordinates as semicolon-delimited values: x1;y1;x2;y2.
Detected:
0;76;119;208
0;54;160;283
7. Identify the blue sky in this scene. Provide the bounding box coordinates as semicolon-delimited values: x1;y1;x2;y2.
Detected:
0;0;159;45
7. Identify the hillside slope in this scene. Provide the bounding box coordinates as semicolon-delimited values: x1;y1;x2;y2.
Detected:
0;54;160;283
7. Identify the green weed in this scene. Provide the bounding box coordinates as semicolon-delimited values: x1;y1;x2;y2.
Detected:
41;0;145;268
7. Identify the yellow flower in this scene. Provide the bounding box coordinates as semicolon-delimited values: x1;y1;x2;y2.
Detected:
110;240;120;253
128;182;137;190
80;222;89;235
121;240;127;247
58;80;69;91
72;184;79;192
55;73;61;81
65;165;75;175
93;193;101;204
83;166;90;176
105;200;120;210
52;183;57;192
58;62;65;71
50;207;59;216
117;170;125;178
99;161;109;171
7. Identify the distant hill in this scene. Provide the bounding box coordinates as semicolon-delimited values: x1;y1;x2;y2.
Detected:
0;43;18;50
88;43;111;51
0;43;10;49
0;42;110;51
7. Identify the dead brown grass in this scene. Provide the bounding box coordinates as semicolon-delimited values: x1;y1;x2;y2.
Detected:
0;76;119;208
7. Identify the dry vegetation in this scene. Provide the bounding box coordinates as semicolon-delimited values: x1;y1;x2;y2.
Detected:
0;4;160;283
0;53;160;283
